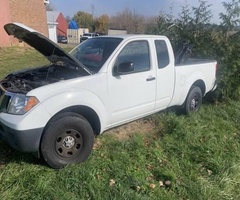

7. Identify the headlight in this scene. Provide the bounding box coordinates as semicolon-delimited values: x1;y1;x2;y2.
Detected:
8;94;39;115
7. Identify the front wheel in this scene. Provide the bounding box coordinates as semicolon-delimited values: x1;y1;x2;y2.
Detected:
184;86;203;115
41;113;94;169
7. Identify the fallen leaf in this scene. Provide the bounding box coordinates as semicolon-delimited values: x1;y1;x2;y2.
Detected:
150;184;156;189
136;186;141;192
164;180;171;186
159;181;164;187
200;167;205;172
146;176;153;182
109;179;115;187
147;164;152;170
207;169;213;175
97;175;101;180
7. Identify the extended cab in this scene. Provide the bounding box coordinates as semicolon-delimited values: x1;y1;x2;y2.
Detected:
0;23;217;168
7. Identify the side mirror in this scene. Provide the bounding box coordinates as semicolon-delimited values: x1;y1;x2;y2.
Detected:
116;62;134;75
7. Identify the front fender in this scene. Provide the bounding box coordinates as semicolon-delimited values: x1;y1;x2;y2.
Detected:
40;89;108;133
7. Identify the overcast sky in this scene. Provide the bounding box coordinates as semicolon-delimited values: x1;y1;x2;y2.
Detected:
50;0;231;24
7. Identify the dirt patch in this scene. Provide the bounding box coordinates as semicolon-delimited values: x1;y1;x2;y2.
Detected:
93;118;157;149
105;118;156;140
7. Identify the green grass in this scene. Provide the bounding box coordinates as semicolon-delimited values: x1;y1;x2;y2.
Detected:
0;46;72;79
0;47;239;200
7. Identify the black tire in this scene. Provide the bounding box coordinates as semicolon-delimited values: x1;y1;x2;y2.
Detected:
41;112;94;169
184;86;203;115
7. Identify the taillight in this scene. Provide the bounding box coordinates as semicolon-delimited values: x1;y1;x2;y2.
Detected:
215;63;218;76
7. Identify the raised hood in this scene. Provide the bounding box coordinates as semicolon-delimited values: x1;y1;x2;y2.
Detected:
4;23;91;74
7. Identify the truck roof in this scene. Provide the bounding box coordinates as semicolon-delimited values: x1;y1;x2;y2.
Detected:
100;34;168;40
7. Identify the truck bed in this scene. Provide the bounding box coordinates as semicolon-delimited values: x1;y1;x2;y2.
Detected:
169;59;217;107
176;58;216;67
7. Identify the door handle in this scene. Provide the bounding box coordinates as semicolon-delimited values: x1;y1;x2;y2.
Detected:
146;77;156;81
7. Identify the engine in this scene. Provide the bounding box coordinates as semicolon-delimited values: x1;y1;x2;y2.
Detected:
0;65;84;93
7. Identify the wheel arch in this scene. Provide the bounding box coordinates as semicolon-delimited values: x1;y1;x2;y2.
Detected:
45;105;102;135
182;79;205;106
192;79;206;95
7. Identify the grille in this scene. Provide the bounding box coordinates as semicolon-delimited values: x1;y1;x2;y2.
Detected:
0;88;13;113
0;96;11;112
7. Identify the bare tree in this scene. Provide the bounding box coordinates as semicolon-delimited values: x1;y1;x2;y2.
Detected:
66;15;71;24
109;8;146;34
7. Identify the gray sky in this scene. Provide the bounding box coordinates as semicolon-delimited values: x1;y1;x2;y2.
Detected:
50;0;231;24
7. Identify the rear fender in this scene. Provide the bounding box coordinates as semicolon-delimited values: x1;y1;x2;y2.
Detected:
174;71;206;106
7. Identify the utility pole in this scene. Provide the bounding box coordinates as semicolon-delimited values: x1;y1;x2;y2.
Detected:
91;4;95;17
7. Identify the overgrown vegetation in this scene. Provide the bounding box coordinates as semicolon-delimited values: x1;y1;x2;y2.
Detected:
145;0;240;101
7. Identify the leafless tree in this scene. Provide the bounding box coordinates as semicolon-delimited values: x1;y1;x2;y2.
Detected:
109;8;146;34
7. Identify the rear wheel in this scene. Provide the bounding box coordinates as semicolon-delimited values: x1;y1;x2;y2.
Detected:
41;113;94;169
184;86;203;114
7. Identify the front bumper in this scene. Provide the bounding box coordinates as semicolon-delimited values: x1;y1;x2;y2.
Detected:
211;84;217;92
0;120;43;153
0;103;51;155
58;40;68;44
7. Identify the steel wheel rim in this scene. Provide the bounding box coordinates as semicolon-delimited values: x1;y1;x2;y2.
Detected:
55;129;83;159
190;94;200;111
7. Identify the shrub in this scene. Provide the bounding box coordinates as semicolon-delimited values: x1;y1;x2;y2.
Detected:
146;0;240;101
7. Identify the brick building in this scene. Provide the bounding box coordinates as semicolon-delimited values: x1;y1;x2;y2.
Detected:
0;0;48;46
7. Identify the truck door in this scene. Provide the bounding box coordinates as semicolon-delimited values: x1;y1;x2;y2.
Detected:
154;39;175;110
108;39;156;125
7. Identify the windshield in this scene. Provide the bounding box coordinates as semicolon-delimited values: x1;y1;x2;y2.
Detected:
70;37;123;73
83;34;91;36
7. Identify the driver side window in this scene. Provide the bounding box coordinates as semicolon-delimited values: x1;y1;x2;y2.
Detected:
114;40;150;75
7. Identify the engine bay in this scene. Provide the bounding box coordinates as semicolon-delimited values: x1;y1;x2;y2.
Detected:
0;65;86;93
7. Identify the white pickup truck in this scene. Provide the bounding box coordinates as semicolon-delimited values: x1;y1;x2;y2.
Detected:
0;23;217;168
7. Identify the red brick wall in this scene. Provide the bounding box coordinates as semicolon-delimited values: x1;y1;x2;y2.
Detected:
0;0;12;46
56;13;68;37
0;0;48;46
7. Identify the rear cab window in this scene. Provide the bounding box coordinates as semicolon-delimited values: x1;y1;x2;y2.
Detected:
154;40;170;69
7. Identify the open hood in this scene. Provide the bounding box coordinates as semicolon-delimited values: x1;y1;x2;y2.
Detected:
4;23;91;74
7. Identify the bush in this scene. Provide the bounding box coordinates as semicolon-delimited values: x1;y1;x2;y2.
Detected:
146;0;240;101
